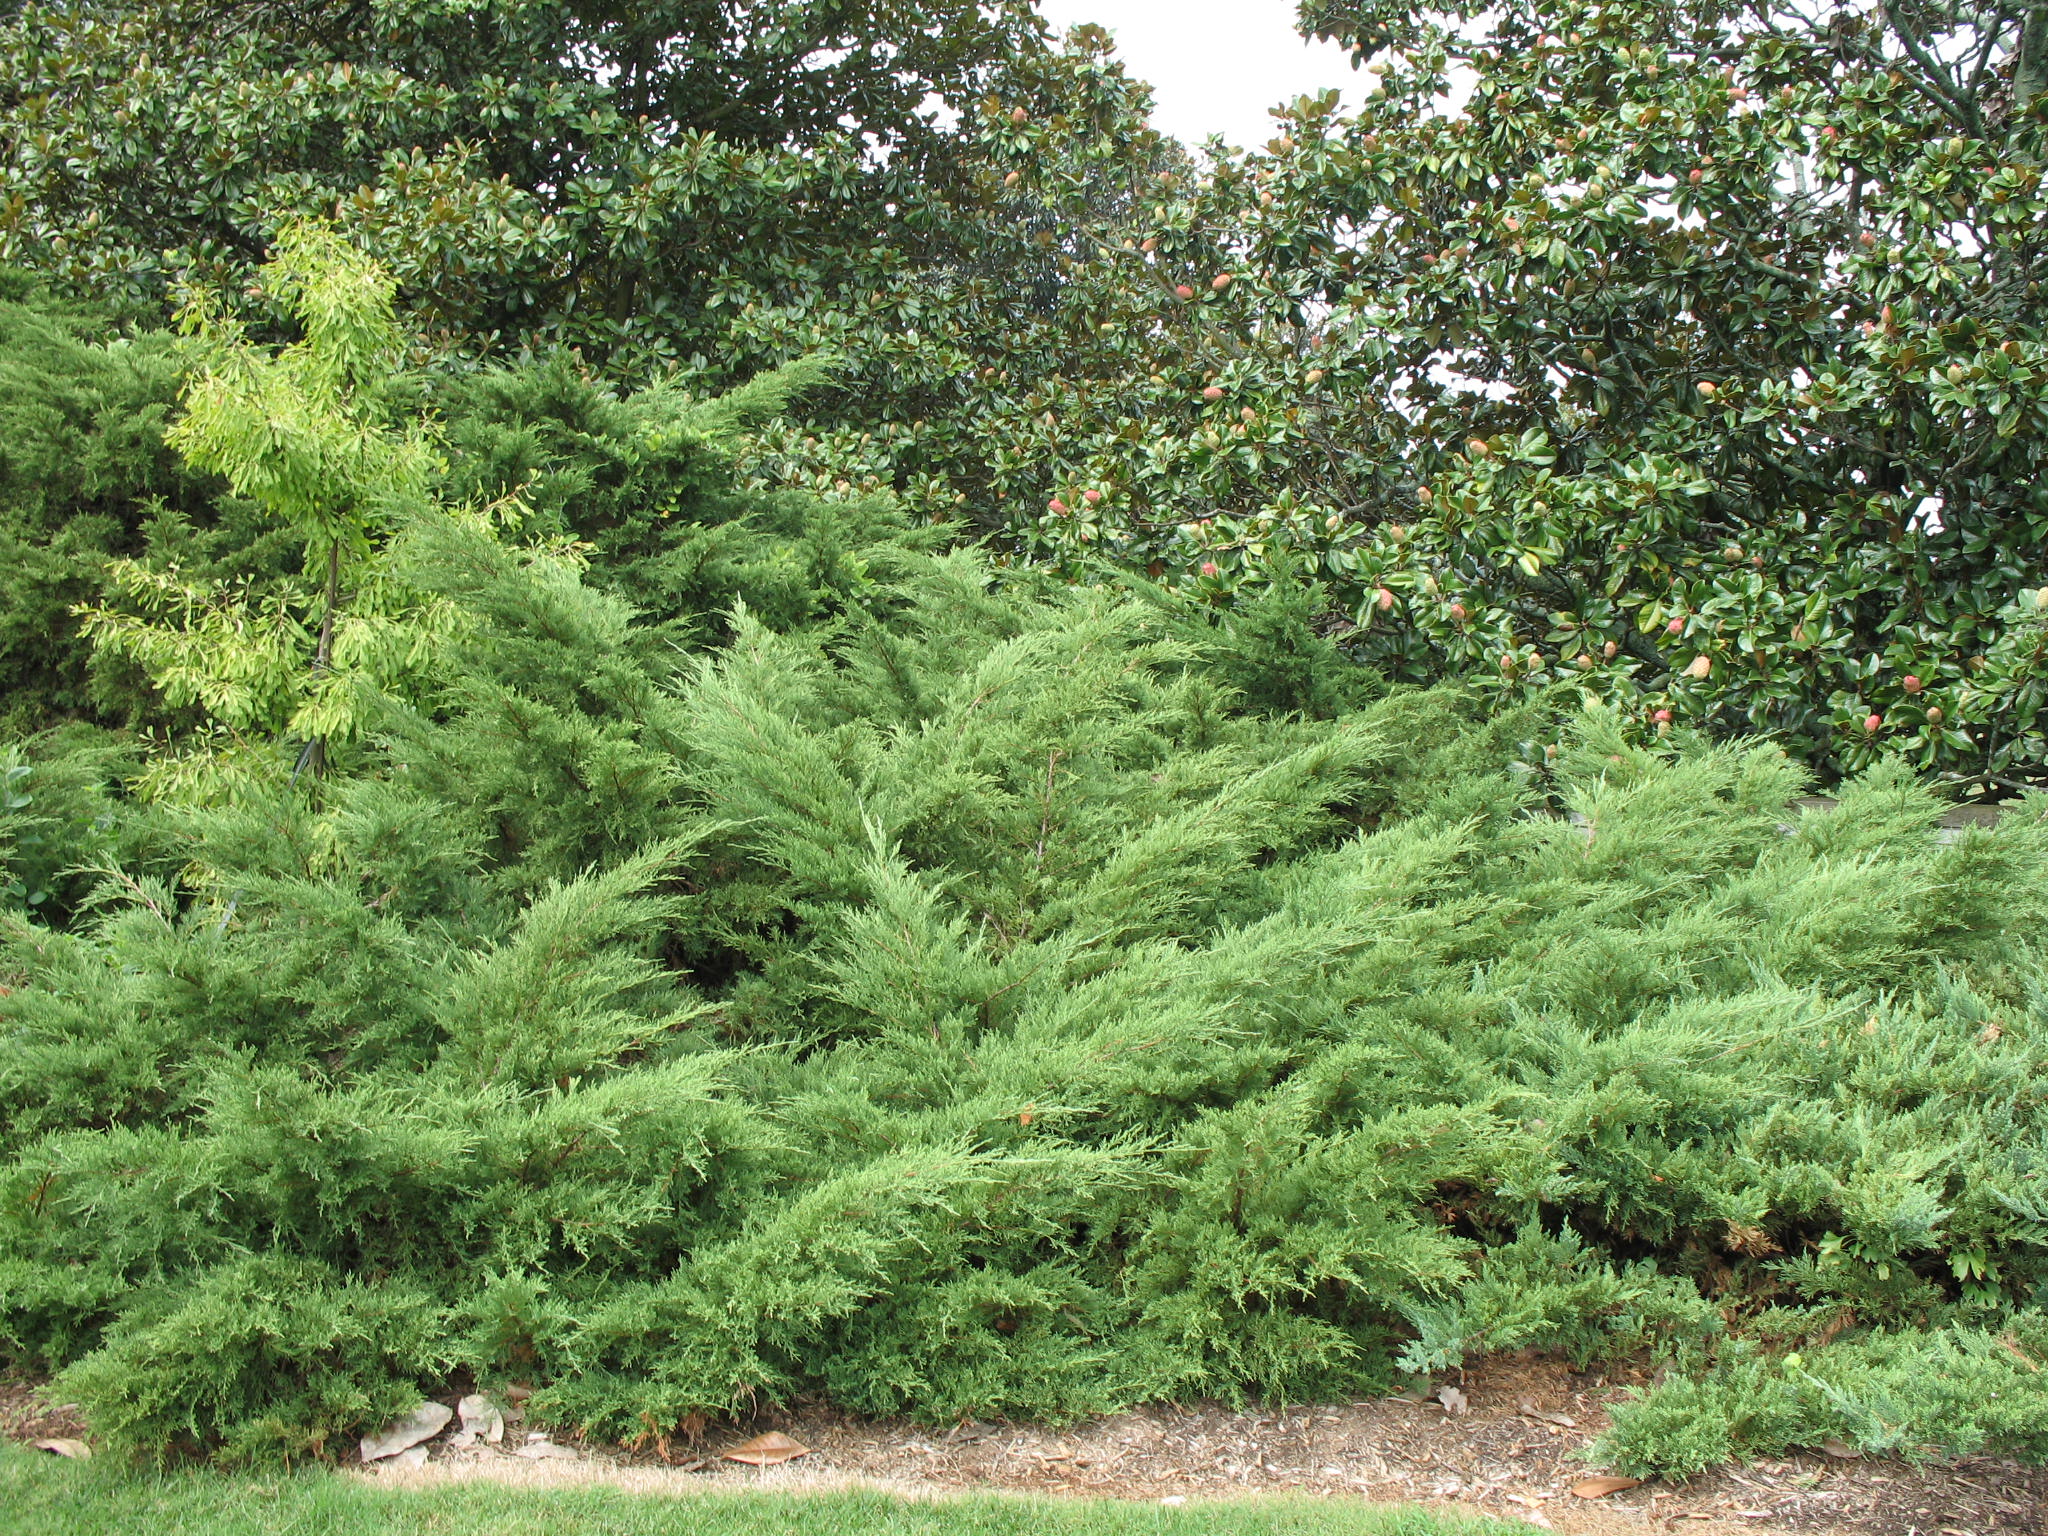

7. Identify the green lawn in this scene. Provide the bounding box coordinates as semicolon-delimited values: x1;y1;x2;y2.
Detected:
0;1446;1520;1536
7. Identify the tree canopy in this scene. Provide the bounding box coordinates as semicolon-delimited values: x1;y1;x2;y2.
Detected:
12;0;2041;783
1;0;1043;369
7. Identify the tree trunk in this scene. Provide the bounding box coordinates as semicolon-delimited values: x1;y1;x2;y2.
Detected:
2019;3;2048;113
303;539;343;780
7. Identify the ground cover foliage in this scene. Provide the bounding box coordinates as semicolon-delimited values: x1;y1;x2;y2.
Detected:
6;318;2048;1476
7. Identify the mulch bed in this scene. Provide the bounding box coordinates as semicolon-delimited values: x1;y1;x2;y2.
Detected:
7;1360;2045;1536
650;1357;2048;1536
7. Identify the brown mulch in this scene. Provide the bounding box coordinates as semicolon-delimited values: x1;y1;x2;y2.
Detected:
0;1376;87;1445
643;1358;2048;1536
7;1362;2046;1536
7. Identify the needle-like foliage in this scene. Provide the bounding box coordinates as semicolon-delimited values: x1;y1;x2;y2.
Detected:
5;241;2048;1476
6;484;2048;1472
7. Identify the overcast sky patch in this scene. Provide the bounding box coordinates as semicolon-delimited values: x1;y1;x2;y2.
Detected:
1035;0;1365;151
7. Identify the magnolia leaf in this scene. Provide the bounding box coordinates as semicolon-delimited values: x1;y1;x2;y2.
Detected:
31;1438;90;1459
1569;1476;1644;1498
722;1431;810;1466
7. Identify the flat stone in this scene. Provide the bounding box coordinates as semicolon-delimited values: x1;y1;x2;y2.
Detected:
359;1401;453;1462
457;1393;505;1445
517;1438;578;1460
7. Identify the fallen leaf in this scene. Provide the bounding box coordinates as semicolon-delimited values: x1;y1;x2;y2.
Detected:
1516;1401;1578;1428
1570;1476;1644;1499
721;1430;809;1466
359;1402;454;1462
31;1438;90;1460
1436;1384;1470;1416
1819;1437;1861;1460
1811;1310;1854;1347
1998;1334;2040;1372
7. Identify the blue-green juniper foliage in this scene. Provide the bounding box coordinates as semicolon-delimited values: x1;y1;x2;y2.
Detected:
3;260;2048;1477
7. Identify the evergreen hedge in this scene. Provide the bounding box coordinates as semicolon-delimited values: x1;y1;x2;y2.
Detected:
6;469;2048;1473
0;275;262;734
3;238;2046;1476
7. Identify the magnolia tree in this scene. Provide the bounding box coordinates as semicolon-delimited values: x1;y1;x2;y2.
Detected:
6;0;2047;783
724;0;2048;785
902;0;2048;786
1287;0;2048;786
0;0;1043;371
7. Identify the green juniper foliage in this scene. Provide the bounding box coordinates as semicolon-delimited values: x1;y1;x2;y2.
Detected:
0;273;263;734
8;227;866;800
5;240;2048;1481
6;470;2048;1470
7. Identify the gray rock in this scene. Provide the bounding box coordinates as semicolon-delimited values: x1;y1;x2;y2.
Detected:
457;1393;505;1445
359;1401;454;1462
517;1438;578;1460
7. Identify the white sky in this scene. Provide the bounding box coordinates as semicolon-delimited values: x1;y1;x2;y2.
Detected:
1034;0;1365;152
